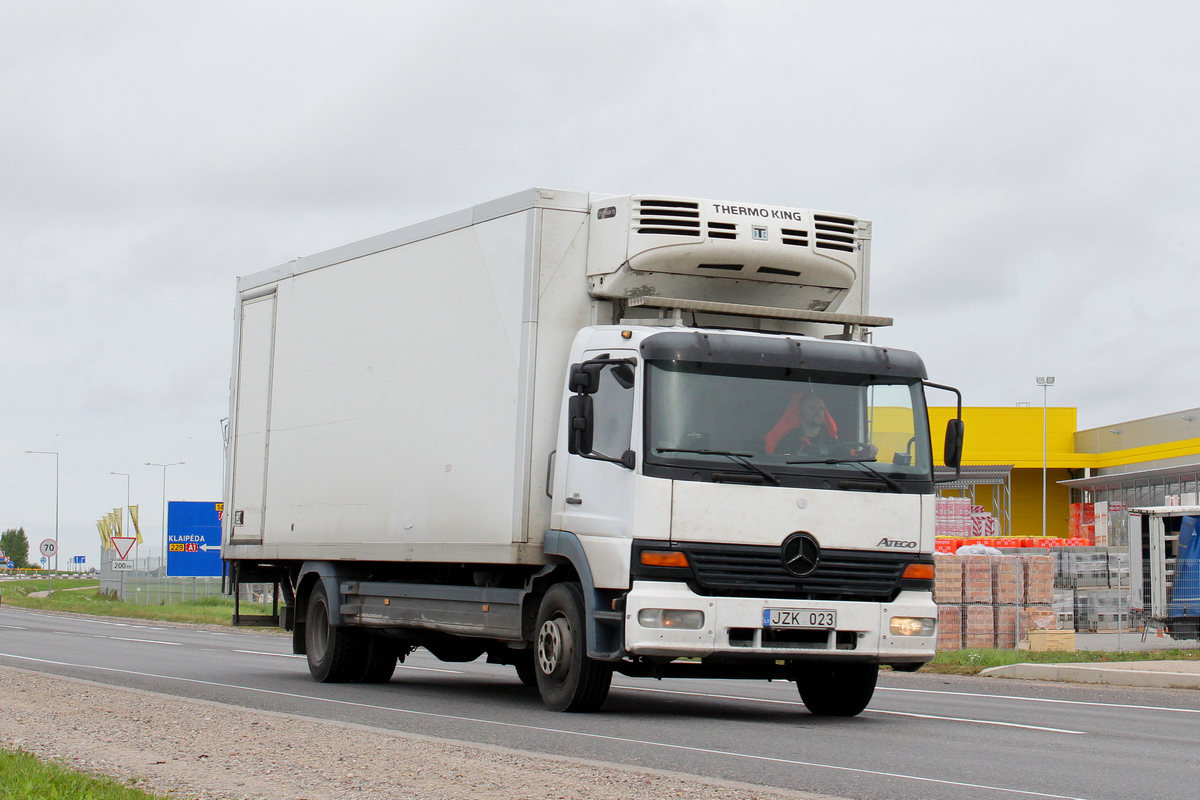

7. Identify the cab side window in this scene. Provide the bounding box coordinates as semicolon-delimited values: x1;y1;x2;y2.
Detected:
591;363;635;459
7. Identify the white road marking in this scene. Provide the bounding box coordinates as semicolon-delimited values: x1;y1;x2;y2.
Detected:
613;684;1086;734
51;630;182;646
397;664;464;674
0;625;26;630
867;708;1084;734
234;650;306;659
878;685;1200;715
230;650;461;672
0;652;1092;800
2;609;154;630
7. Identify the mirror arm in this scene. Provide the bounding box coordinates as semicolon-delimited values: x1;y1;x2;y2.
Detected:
925;381;965;483
582;449;636;470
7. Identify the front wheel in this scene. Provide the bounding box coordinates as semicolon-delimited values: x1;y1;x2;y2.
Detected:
794;662;878;717
534;583;612;712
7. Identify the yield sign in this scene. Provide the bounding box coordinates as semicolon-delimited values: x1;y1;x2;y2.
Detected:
111;536;137;560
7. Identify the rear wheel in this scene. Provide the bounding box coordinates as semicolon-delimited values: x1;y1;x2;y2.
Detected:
358;635;399;683
512;651;538;687
305;582;367;682
534;583;612;712
794;662;878;717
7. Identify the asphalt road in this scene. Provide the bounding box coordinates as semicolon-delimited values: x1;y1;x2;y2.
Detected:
2;605;1198;800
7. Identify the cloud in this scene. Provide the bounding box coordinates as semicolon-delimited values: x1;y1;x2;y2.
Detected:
3;1;1199;560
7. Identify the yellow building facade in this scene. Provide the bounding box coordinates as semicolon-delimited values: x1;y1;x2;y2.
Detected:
927;406;1200;539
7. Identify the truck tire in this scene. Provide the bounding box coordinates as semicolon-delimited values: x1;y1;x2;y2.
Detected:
512;651;538;687
794;662;878;717
358;635;399;683
534;582;612;712
305;582;367;683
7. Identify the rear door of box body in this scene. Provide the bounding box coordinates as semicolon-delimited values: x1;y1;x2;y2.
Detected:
229;292;277;544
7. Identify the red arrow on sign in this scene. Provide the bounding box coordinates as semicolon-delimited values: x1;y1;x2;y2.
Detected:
111;537;137;560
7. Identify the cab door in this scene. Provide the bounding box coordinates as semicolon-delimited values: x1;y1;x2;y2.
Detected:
559;349;638;538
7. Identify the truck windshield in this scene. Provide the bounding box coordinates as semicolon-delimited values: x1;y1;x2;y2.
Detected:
643;360;932;486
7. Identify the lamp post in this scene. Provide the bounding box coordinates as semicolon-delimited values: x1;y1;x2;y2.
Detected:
24;450;59;573
1036;377;1055;538
146;462;183;582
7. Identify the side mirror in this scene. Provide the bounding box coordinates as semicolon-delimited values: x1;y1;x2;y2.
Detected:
924;380;964;483
944;418;965;470
568;362;605;394
567;394;594;455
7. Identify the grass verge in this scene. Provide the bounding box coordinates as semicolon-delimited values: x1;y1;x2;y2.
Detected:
0;578;276;626
0;747;170;800
923;647;1200;675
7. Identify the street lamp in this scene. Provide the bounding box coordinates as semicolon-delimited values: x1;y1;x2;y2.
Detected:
146;462;183;578
24;450;59;572
1036;377;1055;538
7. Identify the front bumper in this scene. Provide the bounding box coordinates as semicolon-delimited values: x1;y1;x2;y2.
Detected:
623;580;937;663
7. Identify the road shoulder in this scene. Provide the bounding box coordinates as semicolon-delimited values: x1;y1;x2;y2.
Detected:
0;665;843;800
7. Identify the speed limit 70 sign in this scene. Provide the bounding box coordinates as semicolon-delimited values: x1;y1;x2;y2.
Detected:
39;539;57;558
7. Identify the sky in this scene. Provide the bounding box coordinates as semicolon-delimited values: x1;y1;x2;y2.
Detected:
2;1;1198;566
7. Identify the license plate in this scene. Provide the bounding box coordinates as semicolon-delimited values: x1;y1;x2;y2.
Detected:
763;608;837;629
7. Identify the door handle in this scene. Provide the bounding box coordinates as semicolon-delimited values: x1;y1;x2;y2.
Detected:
566;494;582;505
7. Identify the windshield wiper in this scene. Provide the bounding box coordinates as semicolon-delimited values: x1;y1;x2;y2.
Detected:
785;456;905;493
844;460;905;493
656;448;781;486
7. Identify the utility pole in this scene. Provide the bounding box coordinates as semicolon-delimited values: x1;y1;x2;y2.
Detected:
146;462;183;598
25;450;59;576
1036;377;1055;538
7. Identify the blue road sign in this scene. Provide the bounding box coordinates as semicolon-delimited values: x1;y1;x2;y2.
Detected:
5;561;13;569
166;501;223;577
73;555;86;564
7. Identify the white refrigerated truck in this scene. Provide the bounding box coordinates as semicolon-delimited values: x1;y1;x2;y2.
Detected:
222;188;963;716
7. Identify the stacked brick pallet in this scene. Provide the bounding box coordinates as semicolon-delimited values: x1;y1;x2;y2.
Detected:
934;553;1056;650
934;496;972;537
934;497;1000;538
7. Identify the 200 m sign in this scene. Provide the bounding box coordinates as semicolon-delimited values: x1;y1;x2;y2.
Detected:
763;608;837;629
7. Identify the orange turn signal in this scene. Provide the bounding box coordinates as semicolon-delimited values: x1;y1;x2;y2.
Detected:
640;550;690;568
902;563;934;581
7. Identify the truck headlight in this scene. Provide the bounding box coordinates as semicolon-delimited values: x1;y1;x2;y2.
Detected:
890;616;936;636
637;609;705;629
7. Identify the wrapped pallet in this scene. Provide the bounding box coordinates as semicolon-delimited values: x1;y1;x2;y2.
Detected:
965;605;995;648
937;604;963;650
962;554;995;604
934;553;963;604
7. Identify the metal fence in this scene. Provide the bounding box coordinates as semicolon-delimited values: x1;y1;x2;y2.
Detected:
98;551;272;606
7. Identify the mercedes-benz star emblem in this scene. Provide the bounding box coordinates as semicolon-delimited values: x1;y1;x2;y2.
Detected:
781;532;820;577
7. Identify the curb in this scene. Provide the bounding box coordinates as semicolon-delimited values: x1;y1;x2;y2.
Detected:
981;662;1200;689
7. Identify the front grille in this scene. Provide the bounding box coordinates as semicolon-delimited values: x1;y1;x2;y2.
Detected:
813;214;857;253
635;199;701;236
681;541;913;601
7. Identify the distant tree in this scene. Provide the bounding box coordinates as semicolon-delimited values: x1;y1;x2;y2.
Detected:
1;528;30;568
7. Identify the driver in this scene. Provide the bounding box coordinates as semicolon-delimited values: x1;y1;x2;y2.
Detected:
765;392;878;458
